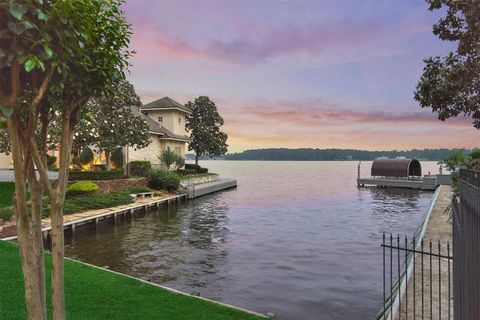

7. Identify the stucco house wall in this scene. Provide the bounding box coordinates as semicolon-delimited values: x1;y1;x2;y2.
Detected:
144;110;186;136
0;153;12;169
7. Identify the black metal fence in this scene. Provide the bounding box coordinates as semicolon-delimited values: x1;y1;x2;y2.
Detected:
377;234;453;320
452;169;480;320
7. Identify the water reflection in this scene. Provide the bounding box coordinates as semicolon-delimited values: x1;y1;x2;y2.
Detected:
64;161;437;320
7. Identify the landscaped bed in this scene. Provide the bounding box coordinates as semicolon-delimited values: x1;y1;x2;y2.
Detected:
0;241;264;320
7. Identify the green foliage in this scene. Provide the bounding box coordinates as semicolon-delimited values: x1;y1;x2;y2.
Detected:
159;148;184;170
0;182;15;208
46;154;57;169
415;1;480;128
185;163;202;171
123;185;153;194
79;147;94;165
66;181;99;197
69;169;125;181
175;154;185;169
62;191;133;215
111;148;124;168
177;169;198;176
185;96;228;164
197;168;209;174
223;148;468;161
0;207;13;221
148;169;181;192
128;161;151;177
91;164;107;172
73;80;151;159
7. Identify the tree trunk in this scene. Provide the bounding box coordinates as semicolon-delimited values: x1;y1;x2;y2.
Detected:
7;116;47;320
49;115;75;320
105;150;111;171
195;153;199;166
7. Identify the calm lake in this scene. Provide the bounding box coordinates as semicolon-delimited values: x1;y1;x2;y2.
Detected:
64;161;440;320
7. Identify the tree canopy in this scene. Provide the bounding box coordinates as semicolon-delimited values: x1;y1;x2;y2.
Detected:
414;0;480;128
0;1;132;319
185;96;228;165
73;80;151;168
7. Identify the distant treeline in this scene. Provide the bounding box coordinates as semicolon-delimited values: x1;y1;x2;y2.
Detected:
186;148;469;161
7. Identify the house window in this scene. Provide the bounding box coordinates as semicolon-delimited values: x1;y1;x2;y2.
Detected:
178;117;181;124
158;116;163;122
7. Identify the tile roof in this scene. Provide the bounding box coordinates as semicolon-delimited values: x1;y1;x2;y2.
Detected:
130;106;190;142
141;96;192;113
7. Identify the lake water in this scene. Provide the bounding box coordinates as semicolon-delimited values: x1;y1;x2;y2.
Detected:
64;161;440;319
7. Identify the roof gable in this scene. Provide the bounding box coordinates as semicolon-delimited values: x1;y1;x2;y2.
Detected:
141;96;191;113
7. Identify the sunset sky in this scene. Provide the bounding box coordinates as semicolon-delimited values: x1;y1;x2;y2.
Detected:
123;0;480;153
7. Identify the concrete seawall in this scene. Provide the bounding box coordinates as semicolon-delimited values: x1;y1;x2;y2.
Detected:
187;178;237;199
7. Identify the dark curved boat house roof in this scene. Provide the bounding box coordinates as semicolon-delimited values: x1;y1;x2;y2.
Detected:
371;158;422;178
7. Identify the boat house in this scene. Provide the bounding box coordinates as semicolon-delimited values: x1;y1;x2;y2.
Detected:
357;158;439;190
371;158;422;178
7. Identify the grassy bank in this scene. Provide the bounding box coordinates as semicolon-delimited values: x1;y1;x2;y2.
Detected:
0;241;264;320
0;182;14;208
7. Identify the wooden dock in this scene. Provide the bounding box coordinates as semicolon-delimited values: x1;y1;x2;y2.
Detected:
357;176;438;190
1;193;188;242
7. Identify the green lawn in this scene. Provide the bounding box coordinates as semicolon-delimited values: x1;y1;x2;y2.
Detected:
0;182;15;208
0;241;264;320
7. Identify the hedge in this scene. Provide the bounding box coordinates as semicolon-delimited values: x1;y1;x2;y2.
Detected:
176;169;197;176
66;181;99;197
185;163;201;171
69;169;125;181
148;169;181;192
129;161;151;177
197;168;208;174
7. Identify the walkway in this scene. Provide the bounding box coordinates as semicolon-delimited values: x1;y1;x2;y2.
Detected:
397;185;453;320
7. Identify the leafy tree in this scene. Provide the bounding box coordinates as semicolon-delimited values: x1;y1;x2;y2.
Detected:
185;96;228;165
414;1;480;128
74;80;150;170
79;147;94;166
0;1;132;319
111;148;124;169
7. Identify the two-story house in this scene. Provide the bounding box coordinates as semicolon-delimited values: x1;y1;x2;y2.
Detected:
128;96;191;167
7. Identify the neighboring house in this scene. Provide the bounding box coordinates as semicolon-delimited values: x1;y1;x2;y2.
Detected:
128;96;191;167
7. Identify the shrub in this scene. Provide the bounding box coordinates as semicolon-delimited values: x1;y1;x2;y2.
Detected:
176;169;197;176
197;168;208;174
185;163;201;172
148;169;181;191
46;154;57;169
62;191;133;215
69;169;125;180
0;207;13;221
159;149;177;170
66;181;99;197
91;164;107;171
111;148;124;168
80;147;94;165
129;161;151;177
174;155;185;169
123;185;153;194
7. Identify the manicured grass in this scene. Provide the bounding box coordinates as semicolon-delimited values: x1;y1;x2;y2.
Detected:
0;182;15;208
180;173;218;180
0;241;264;320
